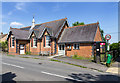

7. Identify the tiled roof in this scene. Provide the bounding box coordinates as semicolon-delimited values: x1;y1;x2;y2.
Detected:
10;18;67;39
20;18;67;38
58;23;99;43
10;28;30;40
0;34;7;39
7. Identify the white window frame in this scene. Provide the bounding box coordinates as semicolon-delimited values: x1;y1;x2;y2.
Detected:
73;43;79;50
45;36;50;47
33;38;37;48
11;37;15;48
67;44;71;49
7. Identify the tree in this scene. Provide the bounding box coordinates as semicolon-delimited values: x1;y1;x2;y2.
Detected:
72;21;84;26
100;29;106;42
1;40;8;52
110;43;119;51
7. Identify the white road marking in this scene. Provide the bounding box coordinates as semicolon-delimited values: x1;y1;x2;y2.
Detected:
41;71;82;81
2;62;24;69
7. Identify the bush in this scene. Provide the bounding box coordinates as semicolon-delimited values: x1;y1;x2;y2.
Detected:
73;54;78;58
25;51;31;55
1;41;8;52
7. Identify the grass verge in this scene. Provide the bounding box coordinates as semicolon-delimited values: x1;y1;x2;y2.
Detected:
72;54;92;60
51;59;87;68
7;55;15;57
50;59;104;72
33;57;40;59
20;56;30;58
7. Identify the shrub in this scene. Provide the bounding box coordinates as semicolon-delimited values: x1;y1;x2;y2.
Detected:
73;54;78;58
25;51;31;55
1;41;8;52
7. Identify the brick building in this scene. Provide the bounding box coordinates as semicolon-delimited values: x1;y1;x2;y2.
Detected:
7;17;102;57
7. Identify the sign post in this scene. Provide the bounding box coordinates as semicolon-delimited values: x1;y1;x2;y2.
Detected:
105;34;111;51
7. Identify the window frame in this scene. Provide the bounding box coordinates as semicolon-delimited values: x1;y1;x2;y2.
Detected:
11;37;15;48
10;37;11;47
33;37;37;48
73;43;80;50
45;36;50;47
67;44;71;49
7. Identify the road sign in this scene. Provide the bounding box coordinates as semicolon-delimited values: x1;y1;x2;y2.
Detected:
105;34;111;40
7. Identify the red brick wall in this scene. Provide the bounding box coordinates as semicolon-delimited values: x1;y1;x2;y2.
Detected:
30;38;40;55
17;40;29;54
8;35;30;55
8;35;16;55
56;24;67;54
66;43;93;58
40;31;51;55
29;31;54;55
65;26;102;58
94;26;102;41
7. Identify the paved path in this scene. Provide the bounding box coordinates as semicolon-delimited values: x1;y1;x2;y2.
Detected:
53;57;108;72
106;56;120;75
1;53;120;82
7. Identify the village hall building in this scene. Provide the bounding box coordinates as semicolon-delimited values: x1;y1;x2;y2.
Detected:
7;17;103;57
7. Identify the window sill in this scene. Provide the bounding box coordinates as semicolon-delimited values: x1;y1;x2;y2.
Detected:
67;49;71;51
73;49;80;50
11;46;14;48
32;46;37;48
44;46;51;48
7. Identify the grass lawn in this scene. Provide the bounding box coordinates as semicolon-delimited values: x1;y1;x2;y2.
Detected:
32;57;40;59
50;59;87;68
20;56;30;58
7;55;15;57
72;55;92;60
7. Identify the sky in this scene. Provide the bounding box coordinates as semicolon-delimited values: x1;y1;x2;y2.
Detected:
2;2;118;43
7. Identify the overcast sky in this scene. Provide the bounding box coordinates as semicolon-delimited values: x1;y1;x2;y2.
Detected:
2;2;118;43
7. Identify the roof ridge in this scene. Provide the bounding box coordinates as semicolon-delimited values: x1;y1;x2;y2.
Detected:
11;28;29;31
20;26;31;29
68;22;99;28
35;17;67;26
20;18;67;29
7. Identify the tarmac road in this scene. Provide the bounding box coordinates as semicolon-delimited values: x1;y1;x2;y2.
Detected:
1;53;120;82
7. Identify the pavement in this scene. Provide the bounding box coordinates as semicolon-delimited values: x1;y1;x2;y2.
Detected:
1;53;120;82
53;57;108;72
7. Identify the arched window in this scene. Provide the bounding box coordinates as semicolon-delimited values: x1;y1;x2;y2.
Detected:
31;37;37;47
11;36;15;48
46;36;50;47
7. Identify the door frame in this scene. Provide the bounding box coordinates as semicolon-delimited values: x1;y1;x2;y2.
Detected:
58;44;65;56
19;44;25;54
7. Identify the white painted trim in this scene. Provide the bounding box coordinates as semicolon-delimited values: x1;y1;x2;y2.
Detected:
32;46;37;48
73;43;80;50
11;46;14;48
44;46;51;48
58;44;65;56
39;27;47;38
56;20;66;38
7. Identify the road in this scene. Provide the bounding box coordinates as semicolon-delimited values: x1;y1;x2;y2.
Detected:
1;53;120;82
